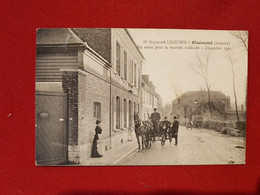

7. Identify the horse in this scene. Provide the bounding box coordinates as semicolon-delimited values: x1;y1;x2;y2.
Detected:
133;113;152;150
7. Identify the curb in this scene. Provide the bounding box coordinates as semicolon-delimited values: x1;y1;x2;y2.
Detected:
111;146;138;165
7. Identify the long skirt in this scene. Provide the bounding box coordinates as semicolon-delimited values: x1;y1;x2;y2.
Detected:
91;137;101;157
97;134;104;155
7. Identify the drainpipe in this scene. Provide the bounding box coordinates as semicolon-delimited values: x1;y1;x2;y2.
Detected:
109;65;112;149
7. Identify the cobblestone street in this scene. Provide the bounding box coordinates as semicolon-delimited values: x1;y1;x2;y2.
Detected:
119;126;246;165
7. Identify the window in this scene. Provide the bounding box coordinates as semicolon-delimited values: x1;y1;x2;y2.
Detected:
94;102;101;119
129;100;132;128
124;51;127;80
124;99;127;128
116;41;121;75
129;59;133;84
138;67;140;88
134;63;137;87
116;96;120;129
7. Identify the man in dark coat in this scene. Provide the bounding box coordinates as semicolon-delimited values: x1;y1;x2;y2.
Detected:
150;108;161;133
161;116;171;139
171;116;179;145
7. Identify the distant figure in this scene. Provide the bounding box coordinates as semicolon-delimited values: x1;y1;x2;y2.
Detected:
151;108;161;133
162;116;171;139
171;116;179;145
186;120;193;130
91;120;103;158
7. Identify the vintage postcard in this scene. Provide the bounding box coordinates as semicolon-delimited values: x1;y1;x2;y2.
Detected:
35;28;247;166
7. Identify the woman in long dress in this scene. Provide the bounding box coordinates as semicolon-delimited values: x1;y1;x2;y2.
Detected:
91;120;103;158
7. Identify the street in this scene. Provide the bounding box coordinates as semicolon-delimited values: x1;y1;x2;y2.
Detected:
118;126;246;165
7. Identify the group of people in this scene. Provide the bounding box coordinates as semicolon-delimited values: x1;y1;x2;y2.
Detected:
150;108;180;145
91;108;180;158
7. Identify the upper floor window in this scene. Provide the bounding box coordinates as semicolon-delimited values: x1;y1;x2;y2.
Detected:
124;50;127;80
138;67;141;88
134;63;137;87
129;59;133;84
116;41;121;75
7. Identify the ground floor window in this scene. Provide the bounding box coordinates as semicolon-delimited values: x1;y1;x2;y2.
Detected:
129;100;132;128
94;102;101;119
116;96;120;129
124;99;127;128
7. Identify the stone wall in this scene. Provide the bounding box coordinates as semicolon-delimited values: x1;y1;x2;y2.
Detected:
202;120;246;137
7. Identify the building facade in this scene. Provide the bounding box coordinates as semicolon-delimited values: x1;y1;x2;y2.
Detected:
171;90;231;123
141;75;162;120
35;28;145;164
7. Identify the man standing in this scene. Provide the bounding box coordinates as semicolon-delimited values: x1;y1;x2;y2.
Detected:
171;116;179;145
151;108;161;133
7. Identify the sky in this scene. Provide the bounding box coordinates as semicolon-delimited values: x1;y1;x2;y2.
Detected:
128;29;248;109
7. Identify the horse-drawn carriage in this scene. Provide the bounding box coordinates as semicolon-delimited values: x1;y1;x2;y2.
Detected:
134;113;172;150
150;121;172;146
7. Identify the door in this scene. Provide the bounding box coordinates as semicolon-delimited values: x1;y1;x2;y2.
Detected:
35;92;67;165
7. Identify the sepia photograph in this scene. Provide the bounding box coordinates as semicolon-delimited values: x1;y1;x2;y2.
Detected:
35;28;248;166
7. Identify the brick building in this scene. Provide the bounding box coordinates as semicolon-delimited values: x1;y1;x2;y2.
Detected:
141;75;162;120
35;28;145;164
171;90;230;123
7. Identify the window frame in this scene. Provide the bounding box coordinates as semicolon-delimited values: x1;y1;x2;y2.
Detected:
116;41;121;75
94;102;101;119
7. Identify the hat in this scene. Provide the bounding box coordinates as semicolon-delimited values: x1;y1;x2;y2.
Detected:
154;108;157;111
96;119;102;124
174;116;177;119
164;116;168;119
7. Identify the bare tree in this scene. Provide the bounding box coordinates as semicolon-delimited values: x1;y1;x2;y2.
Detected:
227;54;240;123
231;31;248;52
168;71;183;99
162;103;172;118
231;31;248;112
190;53;212;116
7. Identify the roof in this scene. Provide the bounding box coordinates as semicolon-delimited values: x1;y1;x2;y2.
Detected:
176;91;228;101
190;101;225;115
36;28;84;45
125;29;145;60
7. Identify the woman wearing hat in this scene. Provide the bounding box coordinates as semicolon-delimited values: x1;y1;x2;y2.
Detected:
91;120;103;158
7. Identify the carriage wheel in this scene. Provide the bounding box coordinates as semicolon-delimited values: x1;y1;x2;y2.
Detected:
169;133;172;143
145;140;149;149
144;136;149;149
161;134;166;147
